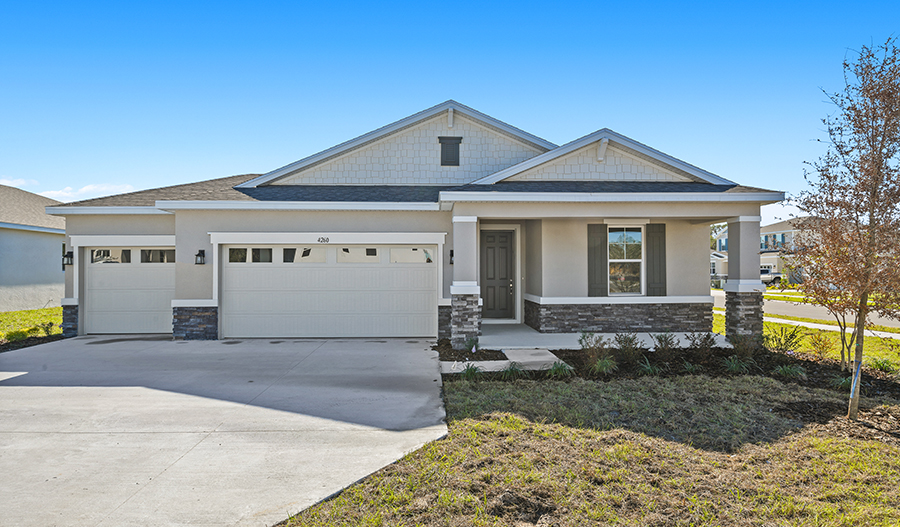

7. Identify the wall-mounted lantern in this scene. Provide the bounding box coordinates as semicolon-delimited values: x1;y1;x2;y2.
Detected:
195;250;206;265
450;250;454;265
62;251;73;270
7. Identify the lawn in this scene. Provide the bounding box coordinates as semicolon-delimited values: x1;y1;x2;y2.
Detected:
283;376;900;526
0;307;62;339
712;313;900;371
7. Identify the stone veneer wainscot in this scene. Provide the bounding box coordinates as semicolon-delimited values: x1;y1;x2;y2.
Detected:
173;307;219;340
524;300;713;333
450;294;481;349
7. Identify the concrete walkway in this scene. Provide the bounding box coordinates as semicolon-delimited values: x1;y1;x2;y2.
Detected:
0;336;447;527
441;348;562;374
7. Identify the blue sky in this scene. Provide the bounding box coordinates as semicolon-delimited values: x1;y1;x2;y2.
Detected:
1;1;897;224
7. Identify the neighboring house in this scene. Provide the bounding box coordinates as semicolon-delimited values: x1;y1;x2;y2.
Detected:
47;101;783;345
711;218;805;283
0;185;65;311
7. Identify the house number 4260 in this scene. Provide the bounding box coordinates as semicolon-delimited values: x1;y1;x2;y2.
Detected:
317;237;330;243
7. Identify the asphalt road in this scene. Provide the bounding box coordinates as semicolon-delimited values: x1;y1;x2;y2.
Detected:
712;290;900;328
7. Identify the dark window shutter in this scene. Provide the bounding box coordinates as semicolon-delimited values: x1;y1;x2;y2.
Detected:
438;136;461;166
588;224;608;297
646;223;666;296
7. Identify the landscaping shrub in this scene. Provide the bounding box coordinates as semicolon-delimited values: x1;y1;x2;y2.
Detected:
546;361;574;379
498;362;527;381
772;364;808;380
650;331;679;362
728;333;764;361
681;360;704;374
637;356;664;376
723;355;754;374
686;332;717;361
867;357;897;374
578;332;611;365
613;332;642;366
764;326;805;353
589;355;618;376
806;332;834;359
461;363;482;381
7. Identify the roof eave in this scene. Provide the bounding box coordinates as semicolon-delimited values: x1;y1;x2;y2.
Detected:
439;191;785;204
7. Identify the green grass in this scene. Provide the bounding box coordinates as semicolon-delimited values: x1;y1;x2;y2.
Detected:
713;313;900;365
764;313;900;335
284;378;900;527
0;307;62;340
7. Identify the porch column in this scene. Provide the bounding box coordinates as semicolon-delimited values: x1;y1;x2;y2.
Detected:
450;216;481;349
724;216;764;338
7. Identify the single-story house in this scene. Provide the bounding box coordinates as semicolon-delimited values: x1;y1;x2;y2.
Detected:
47;101;783;346
0;185;65;312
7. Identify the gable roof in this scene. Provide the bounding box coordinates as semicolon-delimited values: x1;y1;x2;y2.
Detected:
0;184;65;231
235;100;558;189
471;128;735;186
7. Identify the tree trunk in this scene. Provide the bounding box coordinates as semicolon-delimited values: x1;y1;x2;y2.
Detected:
847;295;868;420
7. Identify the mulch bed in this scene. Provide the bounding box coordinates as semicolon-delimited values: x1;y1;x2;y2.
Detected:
552;345;900;400
433;339;506;361
0;334;66;354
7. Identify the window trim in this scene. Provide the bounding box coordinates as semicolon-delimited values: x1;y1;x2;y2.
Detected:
607;225;645;296
438;136;462;167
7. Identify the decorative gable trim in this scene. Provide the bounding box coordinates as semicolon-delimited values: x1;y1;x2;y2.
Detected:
236;100;557;189
471;129;735;186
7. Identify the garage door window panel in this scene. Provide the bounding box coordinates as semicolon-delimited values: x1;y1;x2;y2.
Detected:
251;248;273;263
390;247;434;263
229;248;247;263
91;248;131;264
141;249;175;263
283;247;326;263
338;247;379;263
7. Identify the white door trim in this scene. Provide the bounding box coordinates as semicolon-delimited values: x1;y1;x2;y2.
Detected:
479;224;522;324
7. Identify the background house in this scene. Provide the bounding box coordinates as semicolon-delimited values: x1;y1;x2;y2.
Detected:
711;218;805;283
0;185;65;311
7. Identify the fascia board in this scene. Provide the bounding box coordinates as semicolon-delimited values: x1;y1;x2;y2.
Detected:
236;100;557;189
473;129;735;186
439;191;786;203
208;231;447;245
155;200;440;211
45;206;171;215
0;221;65;235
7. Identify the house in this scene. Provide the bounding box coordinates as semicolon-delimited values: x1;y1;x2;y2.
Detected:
0;185;65;312
46;101;784;346
711;218;804;284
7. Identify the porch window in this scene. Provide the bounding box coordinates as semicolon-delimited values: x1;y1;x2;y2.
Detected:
608;227;642;294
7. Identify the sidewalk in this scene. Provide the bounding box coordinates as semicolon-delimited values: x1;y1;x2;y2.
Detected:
764;316;900;340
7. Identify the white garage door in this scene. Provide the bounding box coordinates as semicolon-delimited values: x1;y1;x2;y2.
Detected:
221;245;438;338
84;248;176;334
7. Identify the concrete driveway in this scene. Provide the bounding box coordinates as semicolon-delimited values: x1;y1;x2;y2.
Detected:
0;336;447;527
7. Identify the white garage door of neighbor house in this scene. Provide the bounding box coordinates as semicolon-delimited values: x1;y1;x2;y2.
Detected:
221;245;438;338
84;248;177;334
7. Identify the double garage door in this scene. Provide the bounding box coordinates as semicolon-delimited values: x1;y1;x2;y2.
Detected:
220;244;438;338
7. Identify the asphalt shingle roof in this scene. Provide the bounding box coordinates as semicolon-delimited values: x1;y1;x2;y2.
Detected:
0;185;64;230
53;176;778;207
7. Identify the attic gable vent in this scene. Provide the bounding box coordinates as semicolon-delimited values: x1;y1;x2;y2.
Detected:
438;136;462;166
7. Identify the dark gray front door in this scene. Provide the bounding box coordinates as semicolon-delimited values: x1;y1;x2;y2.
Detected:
480;231;514;319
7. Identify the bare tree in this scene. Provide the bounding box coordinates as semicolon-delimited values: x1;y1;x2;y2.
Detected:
791;38;900;420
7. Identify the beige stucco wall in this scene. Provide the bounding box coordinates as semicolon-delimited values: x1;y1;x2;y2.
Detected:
0;227;65;311
172;210;453;300
509;143;689;182
540;219;590;296
523;220;542;296
62;214;176;298
453;201;761;220
665;221;711;295
275;113;543;185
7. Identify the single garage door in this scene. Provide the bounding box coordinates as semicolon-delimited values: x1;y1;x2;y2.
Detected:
221;244;438;338
84;247;176;334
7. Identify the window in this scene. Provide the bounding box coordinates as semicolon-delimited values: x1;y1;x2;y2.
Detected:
251;248;272;263
760;235;768;250
91;249;130;264
283;247;326;263
337;247;379;263
710;261;716;275
608;227;642;294
390;247;434;263
438;136;462;166
229;248;247;263
719;238;728;252
141;249;175;263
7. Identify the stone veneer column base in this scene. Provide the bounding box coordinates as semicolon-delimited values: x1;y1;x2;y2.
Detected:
523;300;712;333
173;307;219;340
62;305;78;337
450;294;481;349
438;305;452;341
725;291;763;338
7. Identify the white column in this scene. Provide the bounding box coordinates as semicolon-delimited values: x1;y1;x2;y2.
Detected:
724;216;764;293
451;216;479;295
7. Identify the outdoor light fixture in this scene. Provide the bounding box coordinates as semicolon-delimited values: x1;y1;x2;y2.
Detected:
450;250;454;265
195;250;206;265
62;251;73;270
